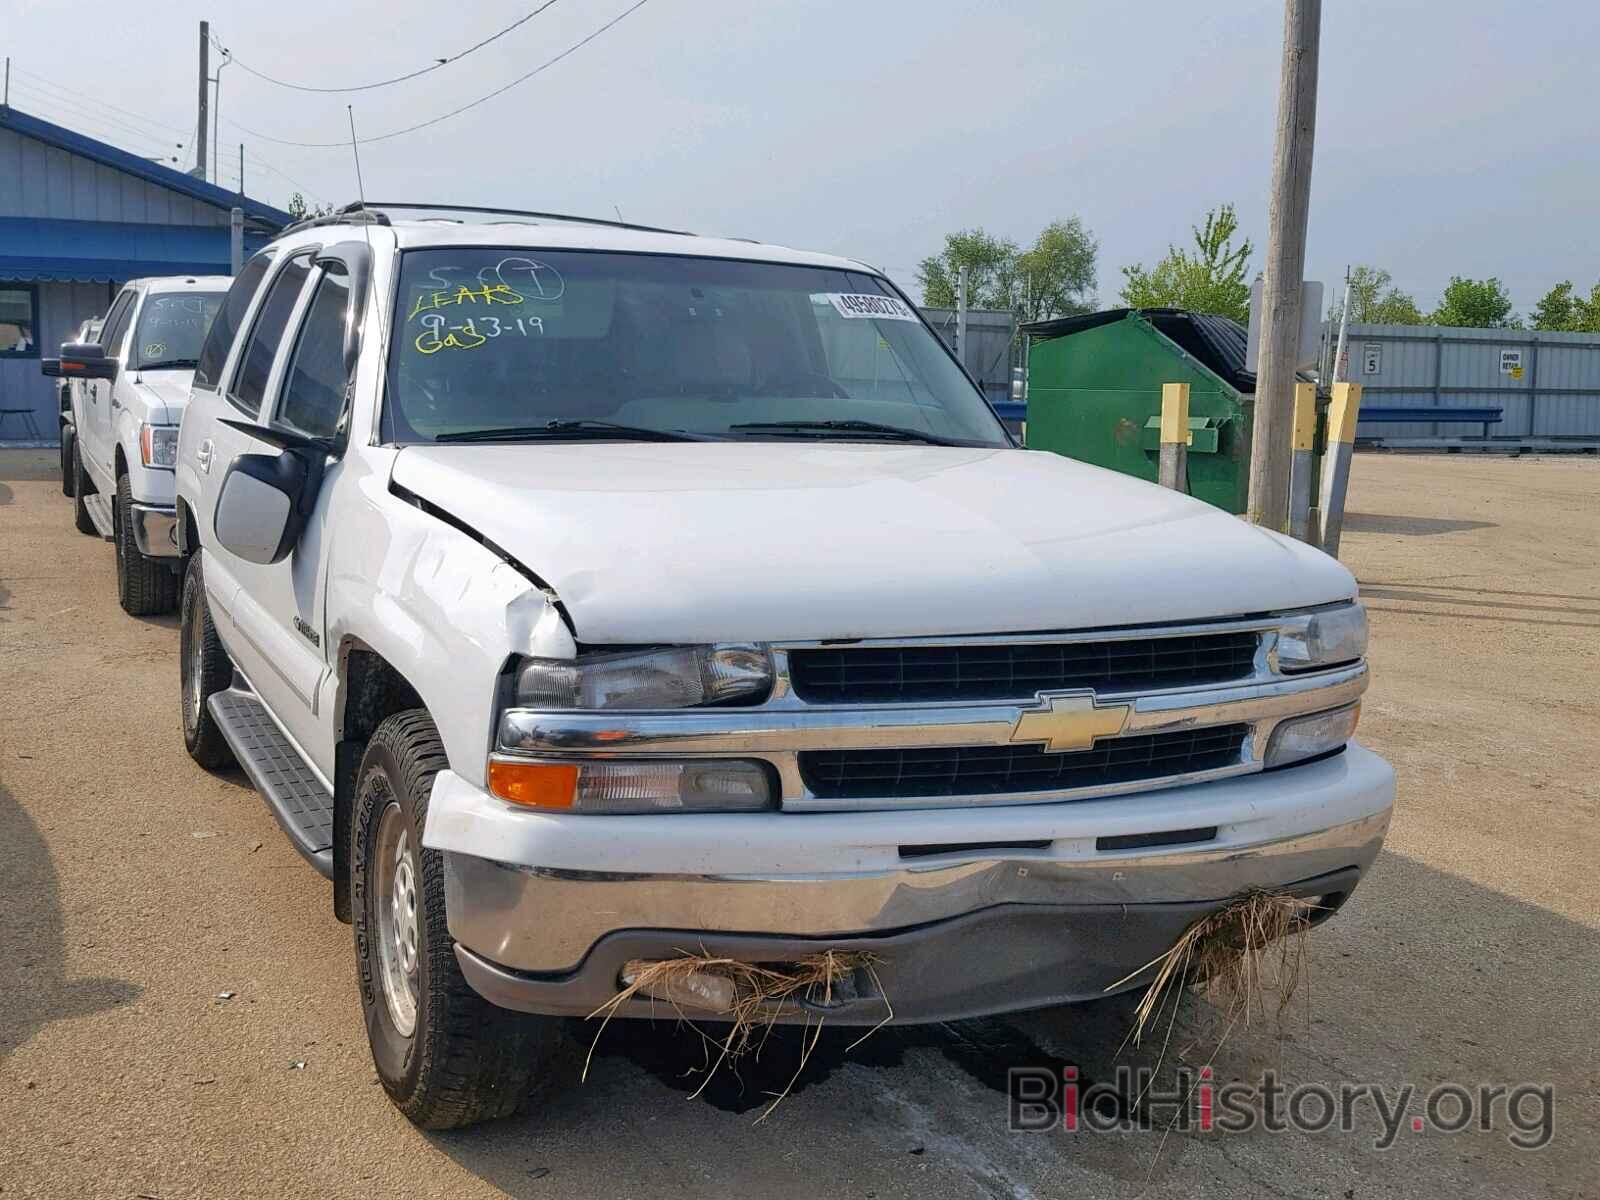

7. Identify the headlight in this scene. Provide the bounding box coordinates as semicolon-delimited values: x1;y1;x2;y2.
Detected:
514;644;772;709
140;423;179;469
1277;603;1367;671
488;757;774;813
1264;703;1361;768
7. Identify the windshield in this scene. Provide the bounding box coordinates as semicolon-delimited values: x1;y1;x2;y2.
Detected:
383;249;1008;445
133;292;224;369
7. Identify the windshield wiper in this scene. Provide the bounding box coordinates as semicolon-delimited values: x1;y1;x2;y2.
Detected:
434;419;711;444
138;358;199;371
730;419;960;446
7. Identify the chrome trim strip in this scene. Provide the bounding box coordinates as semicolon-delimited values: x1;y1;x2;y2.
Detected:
498;663;1366;756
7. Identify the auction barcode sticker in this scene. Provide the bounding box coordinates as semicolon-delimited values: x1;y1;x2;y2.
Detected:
821;293;919;321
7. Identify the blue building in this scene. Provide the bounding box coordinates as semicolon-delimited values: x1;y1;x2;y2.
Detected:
0;106;291;445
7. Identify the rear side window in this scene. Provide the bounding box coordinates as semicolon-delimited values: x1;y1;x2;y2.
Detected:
195;255;272;391
229;255;311;415
276;271;352;439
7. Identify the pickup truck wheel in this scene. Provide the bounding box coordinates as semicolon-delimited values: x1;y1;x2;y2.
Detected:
60;425;75;497
115;473;179;616
179;553;236;770
71;440;97;536
353;711;564;1129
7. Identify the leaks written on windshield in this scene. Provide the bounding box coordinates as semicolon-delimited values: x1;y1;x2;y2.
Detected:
384;249;1008;446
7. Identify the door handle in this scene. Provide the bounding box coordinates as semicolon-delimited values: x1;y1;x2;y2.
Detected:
110;396;122;411
197;439;214;474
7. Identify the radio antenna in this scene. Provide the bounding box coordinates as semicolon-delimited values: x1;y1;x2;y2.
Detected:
347;105;366;204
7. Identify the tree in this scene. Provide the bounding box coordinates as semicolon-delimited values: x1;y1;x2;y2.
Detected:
1531;281;1577;330
1431;276;1518;329
1012;218;1098;323
917;230;1018;311
1329;265;1424;325
916;219;1097;323
1119;204;1253;323
286;192;333;220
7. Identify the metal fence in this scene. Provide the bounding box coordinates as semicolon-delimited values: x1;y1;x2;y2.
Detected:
1338;322;1600;444
920;306;1019;407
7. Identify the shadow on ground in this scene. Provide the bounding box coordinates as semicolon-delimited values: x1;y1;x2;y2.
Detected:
423;850;1594;1198
0;784;142;1065
1342;511;1496;537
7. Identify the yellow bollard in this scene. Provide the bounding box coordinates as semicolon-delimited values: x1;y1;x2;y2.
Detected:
1317;382;1363;556
1158;382;1191;492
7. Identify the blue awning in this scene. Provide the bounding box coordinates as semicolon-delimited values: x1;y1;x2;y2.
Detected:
0;217;269;283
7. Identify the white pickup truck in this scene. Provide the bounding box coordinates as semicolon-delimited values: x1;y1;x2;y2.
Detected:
173;204;1393;1130
50;276;228;614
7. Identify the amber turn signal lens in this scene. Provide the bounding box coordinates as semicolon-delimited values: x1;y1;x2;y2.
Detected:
488;760;579;809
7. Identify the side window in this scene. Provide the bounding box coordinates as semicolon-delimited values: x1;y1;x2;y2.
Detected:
276;271;352;440
228;255;312;415
99;291;137;359
194;254;273;391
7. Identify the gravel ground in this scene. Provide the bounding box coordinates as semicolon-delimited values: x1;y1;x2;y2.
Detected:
1;448;1595;1199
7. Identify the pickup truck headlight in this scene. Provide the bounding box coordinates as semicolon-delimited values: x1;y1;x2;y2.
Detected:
1277;602;1367;671
514;644;772;709
140;423;179;469
488;758;774;813
1263;703;1361;768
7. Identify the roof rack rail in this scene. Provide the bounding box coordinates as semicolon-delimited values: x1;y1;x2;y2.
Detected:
277;201;691;240
277;201;391;239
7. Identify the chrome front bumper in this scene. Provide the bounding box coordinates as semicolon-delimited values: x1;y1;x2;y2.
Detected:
429;744;1395;1016
129;502;179;558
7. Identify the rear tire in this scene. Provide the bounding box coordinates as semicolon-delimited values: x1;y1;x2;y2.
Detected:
115;473;180;616
60;424;76;497
179;552;236;770
72;440;97;536
352;710;565;1129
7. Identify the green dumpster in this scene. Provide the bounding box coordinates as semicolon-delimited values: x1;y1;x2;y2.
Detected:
1022;308;1303;515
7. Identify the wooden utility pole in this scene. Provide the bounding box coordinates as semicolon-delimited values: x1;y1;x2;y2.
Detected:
1247;0;1321;531
195;21;210;181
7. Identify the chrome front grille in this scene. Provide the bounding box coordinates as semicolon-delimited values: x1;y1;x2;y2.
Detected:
496;615;1369;812
800;724;1251;800
788;632;1260;705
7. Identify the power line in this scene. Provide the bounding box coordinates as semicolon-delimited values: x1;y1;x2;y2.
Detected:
11;64;192;137
216;0;561;94
7;81;185;155
6;84;185;162
223;0;653;149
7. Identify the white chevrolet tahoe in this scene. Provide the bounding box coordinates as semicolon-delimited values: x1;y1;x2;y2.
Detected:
173;204;1393;1130
53;276;228;613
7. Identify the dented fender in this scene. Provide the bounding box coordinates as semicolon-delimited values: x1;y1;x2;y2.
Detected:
325;457;575;787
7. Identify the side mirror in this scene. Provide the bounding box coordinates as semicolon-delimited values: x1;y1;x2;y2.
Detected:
59;342;118;381
214;449;315;565
41;358;62;378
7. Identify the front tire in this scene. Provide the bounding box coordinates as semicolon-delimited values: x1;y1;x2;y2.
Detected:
115;473;179;615
179;552;236;770
352;710;564;1129
72;440;96;535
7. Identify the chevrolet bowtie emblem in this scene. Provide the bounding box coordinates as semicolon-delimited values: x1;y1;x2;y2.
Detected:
1010;694;1131;753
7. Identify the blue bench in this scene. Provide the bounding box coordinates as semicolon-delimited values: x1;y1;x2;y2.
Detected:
1359;406;1503;439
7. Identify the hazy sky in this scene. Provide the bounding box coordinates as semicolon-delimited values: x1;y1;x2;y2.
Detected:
7;0;1596;315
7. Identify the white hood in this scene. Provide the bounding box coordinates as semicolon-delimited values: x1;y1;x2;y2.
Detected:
131;370;196;425
390;443;1356;644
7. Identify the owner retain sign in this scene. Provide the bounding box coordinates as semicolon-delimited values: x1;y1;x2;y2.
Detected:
822;293;918;322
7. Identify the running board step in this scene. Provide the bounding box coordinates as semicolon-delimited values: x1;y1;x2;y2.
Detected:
209;686;335;878
83;492;115;540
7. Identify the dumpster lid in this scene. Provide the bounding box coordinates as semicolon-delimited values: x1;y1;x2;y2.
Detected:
1022;307;1261;393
